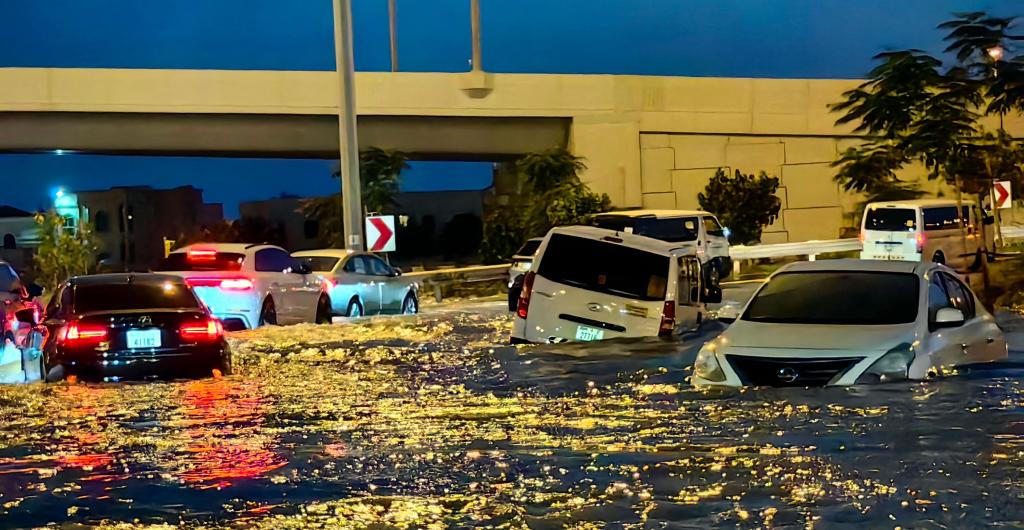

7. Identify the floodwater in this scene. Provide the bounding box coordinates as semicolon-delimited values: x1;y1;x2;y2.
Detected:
1;305;1024;529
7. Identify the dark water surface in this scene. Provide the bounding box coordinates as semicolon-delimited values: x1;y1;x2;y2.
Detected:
1;308;1023;529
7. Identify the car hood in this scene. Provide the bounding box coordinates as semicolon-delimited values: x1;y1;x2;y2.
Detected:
721;320;916;353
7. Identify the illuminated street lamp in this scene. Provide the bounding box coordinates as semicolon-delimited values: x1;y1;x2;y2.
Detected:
987;45;1005;62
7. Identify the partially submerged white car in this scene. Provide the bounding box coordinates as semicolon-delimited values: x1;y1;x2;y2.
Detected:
692;259;1007;387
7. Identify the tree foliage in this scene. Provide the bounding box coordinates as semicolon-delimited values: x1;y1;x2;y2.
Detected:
173;217;286;249
830;13;1024;202
698;169;781;245
33;211;98;291
480;207;526;265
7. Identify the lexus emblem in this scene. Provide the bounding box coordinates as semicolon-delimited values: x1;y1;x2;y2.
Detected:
587;303;602;312
139;316;153;327
776;367;799;383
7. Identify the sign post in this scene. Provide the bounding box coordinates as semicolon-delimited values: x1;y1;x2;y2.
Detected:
993;180;1013;209
365;215;396;253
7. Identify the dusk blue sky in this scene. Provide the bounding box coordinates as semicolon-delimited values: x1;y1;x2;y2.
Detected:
1;0;1020;216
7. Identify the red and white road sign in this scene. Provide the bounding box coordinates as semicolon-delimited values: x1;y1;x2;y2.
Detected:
365;215;396;252
993;180;1013;209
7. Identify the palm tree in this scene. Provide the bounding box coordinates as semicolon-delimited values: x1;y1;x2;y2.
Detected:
515;148;587;193
358;147;409;214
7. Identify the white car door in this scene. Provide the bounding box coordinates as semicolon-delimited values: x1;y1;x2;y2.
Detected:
926;272;982;371
254;248;306;324
366;256;401;312
937;272;1003;364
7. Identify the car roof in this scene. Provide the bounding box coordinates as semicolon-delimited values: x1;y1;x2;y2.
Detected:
774;259;933;276
70;273;187;286
292;249;356;259
171;243;278;254
548;225;695;256
597;209;711;218
867;199;977;209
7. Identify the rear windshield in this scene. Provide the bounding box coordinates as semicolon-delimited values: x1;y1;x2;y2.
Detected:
743;272;919;325
299;256;340;272
594;216;699;242
156;252;245;272
864;208;916;232
515;240;542;257
537;233;670;301
923;206;969;231
74;282;201;312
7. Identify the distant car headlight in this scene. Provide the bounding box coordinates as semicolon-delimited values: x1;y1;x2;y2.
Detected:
694;344;726;383
855;343;916;384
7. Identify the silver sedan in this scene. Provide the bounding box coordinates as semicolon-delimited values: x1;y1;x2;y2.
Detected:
292;250;419;317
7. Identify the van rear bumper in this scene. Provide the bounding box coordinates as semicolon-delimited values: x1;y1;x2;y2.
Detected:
859;251;921;262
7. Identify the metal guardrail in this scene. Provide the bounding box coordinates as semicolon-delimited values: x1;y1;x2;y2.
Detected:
404;264;511;302
731;238;862;260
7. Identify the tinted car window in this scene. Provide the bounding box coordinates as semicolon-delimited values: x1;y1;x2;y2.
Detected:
367;256;393;276
255;249;297;273
704;217;725;237
865;208;916;232
744;272;919;325
300;256;340;273
923;206;969;231
940;272;975;319
515;239;543;257
343;257;368;274
927;275;952;320
593;216;699;242
0;264;19;292
157;252;244;272
537;233;670;301
74;282;201;312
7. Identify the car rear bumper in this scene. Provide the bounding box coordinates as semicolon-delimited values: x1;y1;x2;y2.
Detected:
54;347;231;381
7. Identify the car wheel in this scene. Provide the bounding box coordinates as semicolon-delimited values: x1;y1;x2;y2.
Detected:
932;251;946;265
346;298;364;318
259;297;278;326
402;293;419;315
315;295;333;324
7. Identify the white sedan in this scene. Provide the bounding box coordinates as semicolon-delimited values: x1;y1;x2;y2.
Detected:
292;250;419;317
692;259;1007;387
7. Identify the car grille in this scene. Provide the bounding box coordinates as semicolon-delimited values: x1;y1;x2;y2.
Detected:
726;355;863;387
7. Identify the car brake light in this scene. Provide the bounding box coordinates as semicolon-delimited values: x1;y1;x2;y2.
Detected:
179;319;223;342
516;271;536;319
186;277;254;290
916;233;925;253
188;249;218;261
60;322;108;345
322;278;337;291
659;301;675;337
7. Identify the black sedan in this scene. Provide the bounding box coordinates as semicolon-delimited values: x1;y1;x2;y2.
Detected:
40;274;231;382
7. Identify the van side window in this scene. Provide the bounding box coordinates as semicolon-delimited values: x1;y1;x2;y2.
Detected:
704;217;725;237
923;207;968;231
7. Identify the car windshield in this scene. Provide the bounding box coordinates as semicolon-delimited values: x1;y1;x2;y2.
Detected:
515;239;542;257
74;282;201;312
743;271;919;325
864;208;916;232
155;252;245;272
299;256;340;272
594;216;699;242
537;233;669;301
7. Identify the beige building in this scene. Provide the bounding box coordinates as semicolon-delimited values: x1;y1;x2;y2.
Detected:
2;69;1021;243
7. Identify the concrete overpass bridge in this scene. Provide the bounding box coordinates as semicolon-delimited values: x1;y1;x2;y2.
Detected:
1;68;1021;242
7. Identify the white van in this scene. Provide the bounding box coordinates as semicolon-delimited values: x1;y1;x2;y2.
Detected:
859;199;993;271
510;226;720;344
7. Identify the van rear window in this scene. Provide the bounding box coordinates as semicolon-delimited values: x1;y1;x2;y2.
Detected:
865;208;916;232
537;234;670;301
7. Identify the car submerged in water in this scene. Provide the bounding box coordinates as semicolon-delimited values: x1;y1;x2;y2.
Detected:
692;259;1006;388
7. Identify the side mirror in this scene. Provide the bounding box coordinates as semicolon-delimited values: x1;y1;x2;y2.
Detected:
392;267;403;277
15;308;36;324
934;307;966;328
703;286;723;304
26;283;44;298
983;215;995;226
715;304;740;323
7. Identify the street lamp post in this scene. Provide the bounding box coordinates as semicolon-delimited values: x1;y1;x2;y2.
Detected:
470;0;482;72
332;0;364;250
388;0;398;72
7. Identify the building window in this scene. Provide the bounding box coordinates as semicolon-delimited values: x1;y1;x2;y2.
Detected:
2;234;15;250
304;219;320;240
94;211;110;233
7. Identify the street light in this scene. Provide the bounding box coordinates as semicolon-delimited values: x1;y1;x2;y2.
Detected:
987;45;1005;62
332;0;364;250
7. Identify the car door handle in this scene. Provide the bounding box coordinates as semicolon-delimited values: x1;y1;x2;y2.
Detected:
961;343;969;354
986;337;996;344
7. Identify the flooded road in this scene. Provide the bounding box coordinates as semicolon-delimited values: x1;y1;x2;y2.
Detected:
1;303;1024;529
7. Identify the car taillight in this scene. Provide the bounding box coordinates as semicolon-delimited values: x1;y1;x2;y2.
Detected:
516;271;536;319
186;277;254;290
916;233;925;253
322;278;337;291
179;319;223;342
60;322;108;345
659;301;676;337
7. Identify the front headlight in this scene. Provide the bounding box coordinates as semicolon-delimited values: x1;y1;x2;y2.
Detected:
694;345;726;383
855;343;916;385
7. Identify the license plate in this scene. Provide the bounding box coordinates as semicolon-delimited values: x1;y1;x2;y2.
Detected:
575;325;605;342
126;329;161;349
